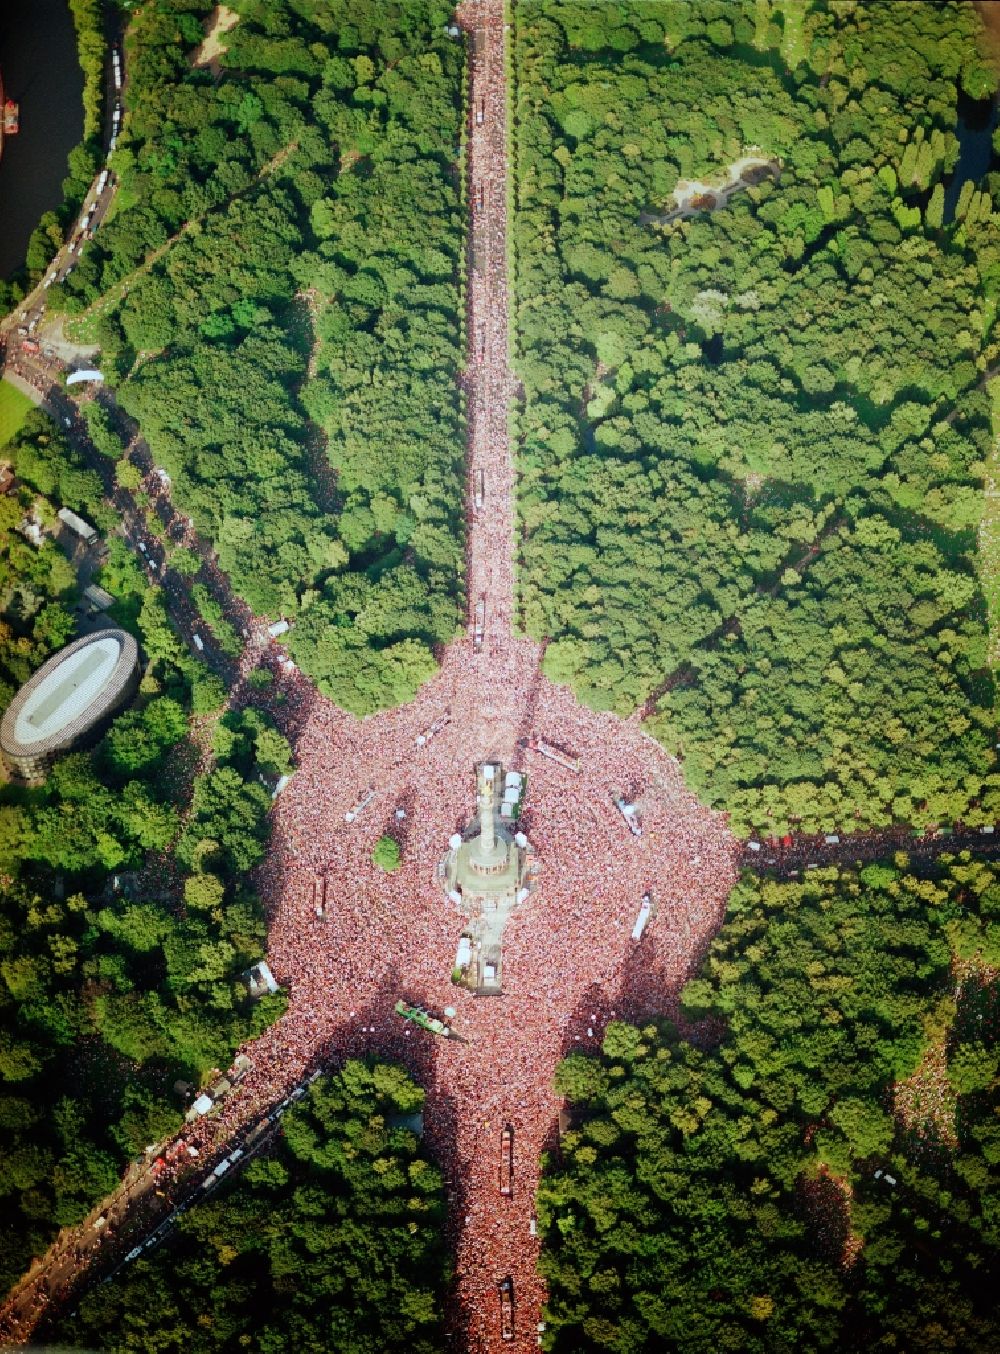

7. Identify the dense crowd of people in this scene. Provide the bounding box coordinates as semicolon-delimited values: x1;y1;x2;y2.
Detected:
462;0;518;650
0;5;745;1349
2;6;992;1345
893;1038;958;1150
175;9;741;1346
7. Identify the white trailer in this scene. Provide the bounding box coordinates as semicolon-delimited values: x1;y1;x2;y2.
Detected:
525;737;579;773
57;506;98;544
344;786;376;823
631;893;652;941
615;796;642;837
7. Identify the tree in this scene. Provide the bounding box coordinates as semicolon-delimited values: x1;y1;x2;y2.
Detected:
57;1061;448;1353
55;0;467;714
948;1041;999;1095
183;873;226;912
373;834;401;872
513;0;1000;835
535;862;1000;1352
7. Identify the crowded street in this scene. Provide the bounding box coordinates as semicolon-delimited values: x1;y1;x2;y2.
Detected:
175;4;740;1345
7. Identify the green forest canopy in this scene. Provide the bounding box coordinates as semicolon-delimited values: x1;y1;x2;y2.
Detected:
513;0;1000;834
56;1059;449;1354
0;413;286;1291
539;859;1000;1353
54;0;467;715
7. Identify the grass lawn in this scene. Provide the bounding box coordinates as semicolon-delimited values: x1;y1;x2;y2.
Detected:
63;311;104;346
0;379;34;451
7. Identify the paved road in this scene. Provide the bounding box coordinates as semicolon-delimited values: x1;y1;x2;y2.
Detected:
0;1058;328;1343
0;145;118;346
740;822;1000;876
2;347;276;687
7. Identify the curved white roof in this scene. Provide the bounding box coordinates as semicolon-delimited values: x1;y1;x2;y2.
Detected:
1;630;139;760
13;636;122;745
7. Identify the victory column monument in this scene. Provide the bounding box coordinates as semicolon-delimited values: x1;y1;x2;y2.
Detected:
442;762;534;995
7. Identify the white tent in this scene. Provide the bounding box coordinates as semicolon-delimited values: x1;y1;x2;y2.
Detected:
244;960;279;996
57;506;97;542
66;369;104;385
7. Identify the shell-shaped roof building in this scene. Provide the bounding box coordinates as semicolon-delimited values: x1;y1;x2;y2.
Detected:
0;629;140;780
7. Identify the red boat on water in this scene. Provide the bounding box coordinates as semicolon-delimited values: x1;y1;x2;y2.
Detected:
0;67;20;161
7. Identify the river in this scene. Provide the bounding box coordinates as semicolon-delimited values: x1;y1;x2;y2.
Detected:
945;88;999;222
0;0;83;281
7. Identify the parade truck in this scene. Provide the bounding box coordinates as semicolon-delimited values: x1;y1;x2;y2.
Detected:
0;67;19;159
525;735;579;772
499;1123;513;1196
394;999;452;1038
499;1277;514;1342
614;794;642;837
631;892;653;941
